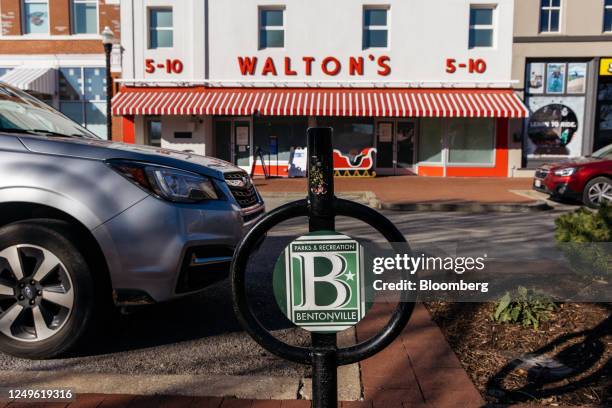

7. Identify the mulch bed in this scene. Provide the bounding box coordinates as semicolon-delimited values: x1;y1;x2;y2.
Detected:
425;302;611;406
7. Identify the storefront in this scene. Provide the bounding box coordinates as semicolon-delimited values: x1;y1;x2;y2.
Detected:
595;58;612;151
114;0;526;177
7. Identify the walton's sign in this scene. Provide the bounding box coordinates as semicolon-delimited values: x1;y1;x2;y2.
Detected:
237;55;391;77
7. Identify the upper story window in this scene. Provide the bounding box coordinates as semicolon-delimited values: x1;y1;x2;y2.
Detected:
259;8;284;49
468;6;495;48
149;8;173;49
605;0;612;32
539;0;561;33
363;6;388;49
72;0;98;34
23;0;49;34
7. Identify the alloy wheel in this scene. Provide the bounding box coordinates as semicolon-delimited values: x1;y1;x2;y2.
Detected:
0;245;73;342
587;182;612;205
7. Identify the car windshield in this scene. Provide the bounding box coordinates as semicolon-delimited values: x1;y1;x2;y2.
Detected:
0;84;98;139
591;144;612;159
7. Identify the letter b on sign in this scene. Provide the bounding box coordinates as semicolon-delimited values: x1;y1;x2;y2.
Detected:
273;232;367;333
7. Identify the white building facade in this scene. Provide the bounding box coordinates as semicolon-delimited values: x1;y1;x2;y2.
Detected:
114;0;528;177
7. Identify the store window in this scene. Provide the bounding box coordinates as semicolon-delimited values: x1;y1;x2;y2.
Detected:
259;8;284;49
448;119;495;164
23;0;49;34
0;68;12;77
363;6;388;49
468;6;495;48
418;119;443;163
253;117;307;162
605;0;612;32
146;118;162;147
318;118;374;156
149;8;173;49
72;0;98;34
59;67;107;138
539;0;561;33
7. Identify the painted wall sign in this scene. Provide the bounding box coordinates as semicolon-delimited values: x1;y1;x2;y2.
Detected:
273;232;367;333
445;58;487;74
237;55;391;77
527;104;578;156
145;59;184;74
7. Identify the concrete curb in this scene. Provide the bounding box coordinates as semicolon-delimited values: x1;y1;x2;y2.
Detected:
380;200;552;213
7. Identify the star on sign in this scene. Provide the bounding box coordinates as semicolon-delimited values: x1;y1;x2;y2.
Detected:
344;271;355;281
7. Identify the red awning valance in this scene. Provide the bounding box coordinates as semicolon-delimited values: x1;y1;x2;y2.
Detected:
112;87;528;118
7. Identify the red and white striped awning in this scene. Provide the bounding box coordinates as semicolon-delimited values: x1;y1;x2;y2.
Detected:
112;87;528;118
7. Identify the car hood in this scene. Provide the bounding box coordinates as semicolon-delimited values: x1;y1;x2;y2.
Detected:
18;135;244;180
542;156;605;170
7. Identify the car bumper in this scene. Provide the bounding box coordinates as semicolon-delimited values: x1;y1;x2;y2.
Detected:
92;195;264;304
533;177;581;200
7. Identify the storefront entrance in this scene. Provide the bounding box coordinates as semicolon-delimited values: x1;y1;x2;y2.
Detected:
375;120;416;175
214;117;252;171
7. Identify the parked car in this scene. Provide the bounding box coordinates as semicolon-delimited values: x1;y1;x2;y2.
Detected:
0;83;264;359
533;144;612;208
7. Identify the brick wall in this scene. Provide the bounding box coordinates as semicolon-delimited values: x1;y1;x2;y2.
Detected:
0;0;120;53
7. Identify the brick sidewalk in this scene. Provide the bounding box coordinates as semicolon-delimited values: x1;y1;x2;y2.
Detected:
1;304;483;408
254;176;534;205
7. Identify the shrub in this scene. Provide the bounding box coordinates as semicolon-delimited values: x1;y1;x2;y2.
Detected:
555;205;611;279
492;286;556;330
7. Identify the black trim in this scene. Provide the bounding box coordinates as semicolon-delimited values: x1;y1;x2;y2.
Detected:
514;35;612;43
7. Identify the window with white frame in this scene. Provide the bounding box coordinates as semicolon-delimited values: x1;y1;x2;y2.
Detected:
59;67;107;138
259;7;284;49
539;0;561;33
363;6;388;49
468;5;495;48
23;0;49;34
72;0;98;34
149;7;173;48
605;0;612;32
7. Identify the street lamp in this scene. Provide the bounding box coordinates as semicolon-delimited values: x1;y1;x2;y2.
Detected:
101;26;114;141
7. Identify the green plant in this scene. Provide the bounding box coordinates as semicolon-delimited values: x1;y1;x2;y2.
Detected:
555;204;611;279
492;286;556;330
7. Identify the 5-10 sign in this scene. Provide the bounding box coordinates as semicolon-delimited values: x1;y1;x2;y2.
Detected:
446;58;487;74
145;58;184;74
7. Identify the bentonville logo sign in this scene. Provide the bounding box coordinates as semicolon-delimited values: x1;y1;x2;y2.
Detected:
273;232;367;333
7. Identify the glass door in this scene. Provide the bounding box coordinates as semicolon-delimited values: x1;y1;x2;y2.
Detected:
396;121;415;172
214;118;252;171
375;120;416;175
376;121;394;174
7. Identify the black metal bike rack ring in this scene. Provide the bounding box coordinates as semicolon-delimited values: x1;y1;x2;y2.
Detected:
231;197;415;366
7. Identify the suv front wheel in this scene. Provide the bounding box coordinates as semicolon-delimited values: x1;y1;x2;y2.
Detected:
0;220;95;359
583;177;612;208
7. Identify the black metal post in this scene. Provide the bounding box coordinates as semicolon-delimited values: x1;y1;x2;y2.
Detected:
104;42;113;141
307;127;337;408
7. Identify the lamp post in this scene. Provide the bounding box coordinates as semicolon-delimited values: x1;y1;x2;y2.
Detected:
101;26;115;141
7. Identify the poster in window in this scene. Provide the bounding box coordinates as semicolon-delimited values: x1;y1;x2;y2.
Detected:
527;63;545;94
546;63;566;94
567;63;587;94
378;122;392;142
527;103;578;155
236;126;249;145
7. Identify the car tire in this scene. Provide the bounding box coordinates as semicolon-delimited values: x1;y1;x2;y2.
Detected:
0;220;96;359
583;177;612;208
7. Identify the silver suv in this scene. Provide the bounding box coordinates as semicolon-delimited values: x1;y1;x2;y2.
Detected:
0;84;264;359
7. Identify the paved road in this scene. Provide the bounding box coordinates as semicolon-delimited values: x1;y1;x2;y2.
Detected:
0;204;573;378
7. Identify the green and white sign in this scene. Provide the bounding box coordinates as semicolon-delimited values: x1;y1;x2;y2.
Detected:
273;232;367;333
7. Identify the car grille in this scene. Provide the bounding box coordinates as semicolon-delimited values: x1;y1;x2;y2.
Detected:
535;168;549;179
224;171;260;208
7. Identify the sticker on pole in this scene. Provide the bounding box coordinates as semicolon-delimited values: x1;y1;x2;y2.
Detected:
273;231;368;333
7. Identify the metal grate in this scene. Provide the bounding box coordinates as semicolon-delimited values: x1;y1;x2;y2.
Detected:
224;172;260;208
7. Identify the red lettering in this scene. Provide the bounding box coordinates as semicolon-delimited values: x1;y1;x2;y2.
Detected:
261;57;278;76
284;57;297;76
321;56;341;76
377;56;391;76
446;58;457;74
145;59;155;74
469;58;487;74
348;57;364;76
302;56;315;76
172;59;184;74
237;56;258;75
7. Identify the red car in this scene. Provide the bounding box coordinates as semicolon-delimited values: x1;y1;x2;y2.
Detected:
533;144;612;208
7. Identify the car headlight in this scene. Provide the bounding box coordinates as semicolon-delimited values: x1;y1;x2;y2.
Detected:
107;160;218;202
553;167;577;177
